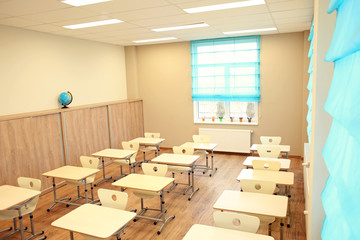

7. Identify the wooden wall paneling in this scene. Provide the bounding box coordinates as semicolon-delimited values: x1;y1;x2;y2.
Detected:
64;106;110;166
129;100;144;138
0;114;64;189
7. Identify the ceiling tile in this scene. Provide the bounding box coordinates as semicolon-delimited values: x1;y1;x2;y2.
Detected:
0;0;69;16
268;0;314;12
130;14;202;28
23;23;65;32
0;17;42;27
271;8;313;19
274;15;312;24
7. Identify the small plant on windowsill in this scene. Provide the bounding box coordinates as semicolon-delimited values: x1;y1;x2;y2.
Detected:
216;102;225;122
246;103;255;123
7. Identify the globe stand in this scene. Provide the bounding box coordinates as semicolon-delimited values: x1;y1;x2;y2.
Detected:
61;105;69;109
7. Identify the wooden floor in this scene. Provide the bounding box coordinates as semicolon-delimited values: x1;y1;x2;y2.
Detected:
0;150;306;240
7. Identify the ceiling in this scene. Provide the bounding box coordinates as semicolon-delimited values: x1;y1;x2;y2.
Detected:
0;0;313;46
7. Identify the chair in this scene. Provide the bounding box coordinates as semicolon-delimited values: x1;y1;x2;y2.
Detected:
240;179;277;235
252;159;281;171
132;163;168;222
139;132;161;165
113;141;140;181
256;145;281;158
167;146;193;194
0;177;45;239
192;135;211;173
65;156;99;204
81;189;130;240
213;211;260;233
260;136;282;145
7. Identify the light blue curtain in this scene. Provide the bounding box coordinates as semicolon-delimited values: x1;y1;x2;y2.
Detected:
321;0;360;239
191;36;260;102
307;20;314;147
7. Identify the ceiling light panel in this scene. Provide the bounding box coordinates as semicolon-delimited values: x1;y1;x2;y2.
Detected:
152;23;209;32
184;0;265;13
133;37;177;43
63;19;123;29
223;27;277;34
62;0;111;7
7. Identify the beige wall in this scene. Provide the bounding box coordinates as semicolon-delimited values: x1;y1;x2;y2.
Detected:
126;32;309;156
0;25;127;116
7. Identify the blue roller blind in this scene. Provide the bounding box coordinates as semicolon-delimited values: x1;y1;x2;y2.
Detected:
191;36;260;102
307;20;314;147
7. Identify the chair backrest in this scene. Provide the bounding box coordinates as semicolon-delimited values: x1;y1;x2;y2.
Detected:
142;163;168;177
144;132;160;138
240;179;276;194
97;188;128;210
173;146;194;155
213;211;260;233
256;145;281;158
80;156;100;183
252;159;281;171
122;141;140;163
192;135;211;144
17;177;41;213
260;136;281;145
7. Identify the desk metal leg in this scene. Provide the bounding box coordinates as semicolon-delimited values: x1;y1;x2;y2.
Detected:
209;150;218;177
280;219;284;240
287;186;291;228
94;157;112;186
70;232;74;240
17;208;25;240
188;167;199;201
47;178;71;212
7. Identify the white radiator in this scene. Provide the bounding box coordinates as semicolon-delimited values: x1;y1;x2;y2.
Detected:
199;128;252;153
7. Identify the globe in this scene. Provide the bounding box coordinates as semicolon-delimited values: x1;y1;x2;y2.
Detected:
59;91;73;108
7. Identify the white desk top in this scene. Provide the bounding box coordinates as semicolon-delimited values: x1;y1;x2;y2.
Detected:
250;144;290;153
113;173;174;192
213;190;288;218
51;204;136;239
42;166;99;181
151;153;199;166
0;185;41;211
92;148;136;159
183;224;274;240
130;137;165;145
181;142;218;151
237;169;294;186
243;157;291;170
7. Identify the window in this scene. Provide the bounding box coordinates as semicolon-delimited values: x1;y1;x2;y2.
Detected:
191;36;260;124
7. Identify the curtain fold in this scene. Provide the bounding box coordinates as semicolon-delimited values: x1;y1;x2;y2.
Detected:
191;36;261;102
306;20;314;146
321;0;360;238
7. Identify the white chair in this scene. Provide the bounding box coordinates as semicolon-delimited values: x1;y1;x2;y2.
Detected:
0;177;45;239
81;189;130;240
213;211;260;233
260;136;282;145
132;163;168;222
240;179;277;236
252;159;281;171
113;141;140;180
167;146;193;194
65;156;99;204
139;132;161;165
256;145;281;158
192;135;211;174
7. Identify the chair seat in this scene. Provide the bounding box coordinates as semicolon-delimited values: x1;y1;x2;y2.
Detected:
140;146;157;152
64;179;85;187
133;189;161;199
113;159;135;166
194;150;208;155
168;166;190;173
254;214;276;225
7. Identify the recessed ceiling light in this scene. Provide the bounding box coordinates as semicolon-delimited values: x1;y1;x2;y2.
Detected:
223;27;277;35
184;0;265;13
133;37;177;43
63;19;123;29
152;23;209;32
62;0;111;7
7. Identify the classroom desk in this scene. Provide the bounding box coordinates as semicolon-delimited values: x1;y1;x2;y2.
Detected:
243;157;291;171
213;190;288;240
250;144;291;159
151;153;200;200
113;174;175;235
92;148;136;186
237;169;294;227
180;142;218;177
51;203;136;240
130;137;165;156
43;166;99;211
0;185;41;240
183;224;275;240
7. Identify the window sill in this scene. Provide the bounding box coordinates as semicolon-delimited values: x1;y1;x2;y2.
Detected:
194;120;258;126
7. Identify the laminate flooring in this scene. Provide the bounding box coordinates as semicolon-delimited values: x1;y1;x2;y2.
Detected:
0;150;306;240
